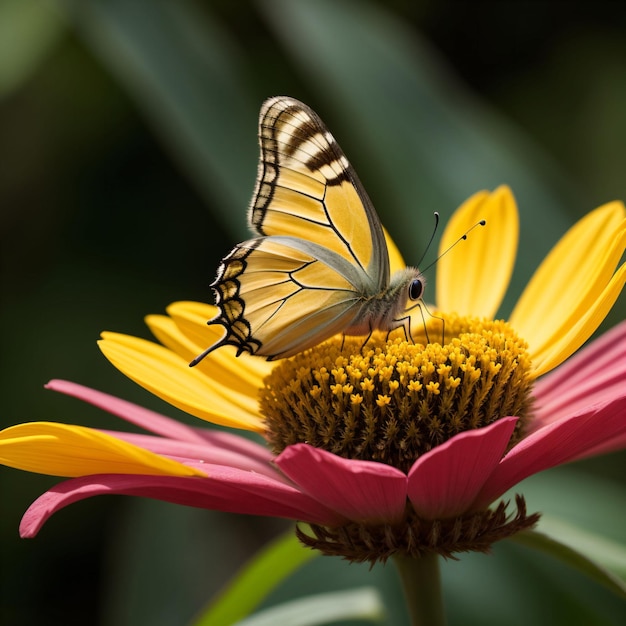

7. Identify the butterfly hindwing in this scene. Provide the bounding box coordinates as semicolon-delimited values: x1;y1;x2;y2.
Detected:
212;236;370;359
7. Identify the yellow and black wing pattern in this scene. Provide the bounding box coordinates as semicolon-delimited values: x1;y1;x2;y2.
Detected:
198;97;396;361
250;97;388;276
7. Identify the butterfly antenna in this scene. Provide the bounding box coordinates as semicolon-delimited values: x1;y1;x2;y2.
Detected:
414;212;440;269
420;219;486;273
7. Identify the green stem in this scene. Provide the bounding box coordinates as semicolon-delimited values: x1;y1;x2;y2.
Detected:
392;552;446;626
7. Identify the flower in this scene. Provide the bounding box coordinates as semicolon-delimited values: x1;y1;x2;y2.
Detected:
1;186;625;563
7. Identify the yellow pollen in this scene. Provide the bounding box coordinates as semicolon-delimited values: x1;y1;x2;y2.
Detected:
360;379;375;392
376;395;392;407
260;314;535;473
330;383;343;396
426;382;441;395
445;377;461;389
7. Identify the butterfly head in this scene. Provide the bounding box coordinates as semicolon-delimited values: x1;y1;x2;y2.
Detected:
387;266;425;311
369;267;425;333
377;266;435;345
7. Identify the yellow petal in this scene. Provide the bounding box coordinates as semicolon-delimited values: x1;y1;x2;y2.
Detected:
0;422;204;478
383;226;406;275
436;186;518;317
99;332;265;433
531;262;626;377
148;313;267;399
159;301;273;393
510;201;626;366
145;310;270;401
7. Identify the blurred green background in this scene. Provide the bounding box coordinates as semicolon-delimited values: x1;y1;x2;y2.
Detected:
1;1;625;624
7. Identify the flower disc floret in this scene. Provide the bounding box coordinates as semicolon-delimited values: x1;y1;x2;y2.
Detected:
260;315;534;473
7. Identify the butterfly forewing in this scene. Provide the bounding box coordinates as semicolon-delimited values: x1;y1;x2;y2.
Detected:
251;97;389;284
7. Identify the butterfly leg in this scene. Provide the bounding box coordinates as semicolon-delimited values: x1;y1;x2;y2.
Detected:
388;314;414;345
417;301;446;345
359;325;374;353
437;312;446;345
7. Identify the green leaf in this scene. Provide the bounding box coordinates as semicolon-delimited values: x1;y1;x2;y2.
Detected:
512;519;626;599
232;587;384;626
511;466;626;541
503;468;626;600
192;529;319;626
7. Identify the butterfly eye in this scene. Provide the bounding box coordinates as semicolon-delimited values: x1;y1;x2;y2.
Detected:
408;278;423;301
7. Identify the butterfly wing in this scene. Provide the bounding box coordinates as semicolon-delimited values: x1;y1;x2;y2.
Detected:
250;96;389;288
194;97;392;363
211;236;373;360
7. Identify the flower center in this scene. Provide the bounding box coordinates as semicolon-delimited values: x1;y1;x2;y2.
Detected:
260;314;534;473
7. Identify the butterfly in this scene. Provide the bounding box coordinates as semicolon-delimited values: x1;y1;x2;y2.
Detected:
191;96;425;363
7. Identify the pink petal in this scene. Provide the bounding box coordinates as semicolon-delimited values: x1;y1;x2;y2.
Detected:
46;379;275;464
100;430;287;482
20;468;345;537
531;322;626;431
275;444;407;524
474;395;626;509
188;429;275;465
577;432;626;460
535;321;626;396
46;380;208;444
407;418;518;519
